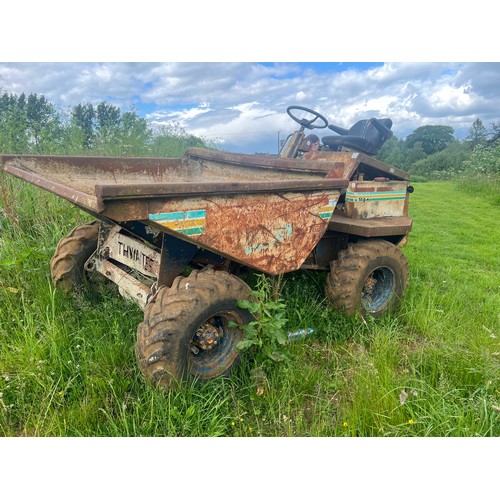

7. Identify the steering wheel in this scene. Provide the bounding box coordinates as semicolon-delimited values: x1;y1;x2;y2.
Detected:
286;105;328;130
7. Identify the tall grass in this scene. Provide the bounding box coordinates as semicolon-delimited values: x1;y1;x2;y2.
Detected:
0;175;498;436
456;177;500;206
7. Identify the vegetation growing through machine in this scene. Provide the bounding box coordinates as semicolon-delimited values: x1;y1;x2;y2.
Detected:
0;92;499;436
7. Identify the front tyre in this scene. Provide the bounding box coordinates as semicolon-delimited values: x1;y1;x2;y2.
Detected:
325;239;409;318
136;269;253;389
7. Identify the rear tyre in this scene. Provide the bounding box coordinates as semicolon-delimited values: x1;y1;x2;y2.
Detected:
50;221;99;292
325;239;409;318
136;269;253;389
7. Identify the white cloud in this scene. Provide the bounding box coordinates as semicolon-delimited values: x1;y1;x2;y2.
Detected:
147;102;212;127
296;91;306;101
428;84;474;110
188;102;288;152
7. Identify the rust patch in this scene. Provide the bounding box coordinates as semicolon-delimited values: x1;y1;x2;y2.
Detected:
325;162;345;179
146;191;341;274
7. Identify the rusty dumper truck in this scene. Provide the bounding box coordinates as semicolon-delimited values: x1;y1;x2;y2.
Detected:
1;106;413;388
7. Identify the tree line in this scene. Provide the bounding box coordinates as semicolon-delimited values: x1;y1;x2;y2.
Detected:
1;91;499;180
0;92;207;157
377;119;500;180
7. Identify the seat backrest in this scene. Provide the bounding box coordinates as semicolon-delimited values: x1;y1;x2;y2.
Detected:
377;118;393;131
348;120;370;136
323;117;393;155
350;118;393;150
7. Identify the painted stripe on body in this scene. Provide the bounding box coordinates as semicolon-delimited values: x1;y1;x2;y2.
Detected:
318;198;338;219
346;190;406;202
149;209;206;236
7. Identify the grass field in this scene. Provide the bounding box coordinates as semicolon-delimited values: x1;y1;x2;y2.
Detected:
0;176;498;437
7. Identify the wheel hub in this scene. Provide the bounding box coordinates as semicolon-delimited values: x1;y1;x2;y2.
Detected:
363;275;378;295
362;267;394;313
190;319;223;354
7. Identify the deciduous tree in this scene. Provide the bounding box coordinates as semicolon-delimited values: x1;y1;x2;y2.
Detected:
71;103;96;148
405;125;455;155
466;118;488;148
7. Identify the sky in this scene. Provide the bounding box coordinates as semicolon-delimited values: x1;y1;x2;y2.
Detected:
1;61;499;154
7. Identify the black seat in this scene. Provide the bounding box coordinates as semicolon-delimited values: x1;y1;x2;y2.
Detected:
322;118;393;155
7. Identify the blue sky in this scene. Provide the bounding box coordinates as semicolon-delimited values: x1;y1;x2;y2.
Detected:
1;61;499;154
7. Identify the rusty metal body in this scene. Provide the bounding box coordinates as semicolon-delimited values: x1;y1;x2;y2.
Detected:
1;141;412;309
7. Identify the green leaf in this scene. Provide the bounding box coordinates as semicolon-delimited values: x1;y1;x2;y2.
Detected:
0;259;17;268
275;331;288;345
236;339;257;351
185;405;196;418
236;299;260;314
269;351;286;362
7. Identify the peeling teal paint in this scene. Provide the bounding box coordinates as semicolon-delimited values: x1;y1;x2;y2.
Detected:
245;223;293;255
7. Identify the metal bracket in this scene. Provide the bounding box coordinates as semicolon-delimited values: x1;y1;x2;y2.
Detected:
157;232;200;288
